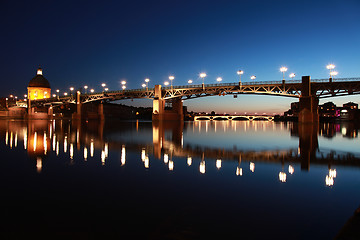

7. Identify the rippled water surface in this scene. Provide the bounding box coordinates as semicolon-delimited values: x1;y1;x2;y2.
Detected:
1;119;360;239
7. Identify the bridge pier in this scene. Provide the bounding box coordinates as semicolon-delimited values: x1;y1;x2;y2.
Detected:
152;85;184;121
72;91;82;120
298;76;319;123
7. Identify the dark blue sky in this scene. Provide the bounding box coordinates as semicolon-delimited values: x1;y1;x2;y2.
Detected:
2;0;360;113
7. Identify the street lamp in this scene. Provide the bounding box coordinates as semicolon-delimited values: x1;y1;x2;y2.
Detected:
104;88;109;91
199;73;207;85
84;85;88;94
237;70;244;84
164;81;169;86
121;81;126;91
90;89;94;93
250;75;256;80
142;83;146;89
289;73;296;80
280;67;288;80
169;76;175;88
64;92;68;96
70;87;74;97
187;79;193;85
216;77;222;83
326;64;335;77
330;71;338;78
145;78;150;89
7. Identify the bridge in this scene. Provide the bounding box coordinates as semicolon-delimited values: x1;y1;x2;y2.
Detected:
29;76;360;123
194;115;274;121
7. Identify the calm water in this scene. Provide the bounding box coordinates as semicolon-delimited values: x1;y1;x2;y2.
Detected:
1;119;360;239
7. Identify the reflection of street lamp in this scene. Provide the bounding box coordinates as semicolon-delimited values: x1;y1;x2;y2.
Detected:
216;77;222;83
289;73;296;80
169;76;174;89
237;70;244;84
280;67;288;80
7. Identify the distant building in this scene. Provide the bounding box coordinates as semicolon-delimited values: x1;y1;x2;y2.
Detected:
343;102;358;110
27;67;51;100
318;101;337;118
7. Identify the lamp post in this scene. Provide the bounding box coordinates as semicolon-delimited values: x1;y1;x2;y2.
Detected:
84;85;88;94
56;89;60;98
90;89;94;93
164;81;169;86
200;73;206;90
142;83;146;89
237;70;244;85
101;83;106;93
169;76;175;89
330;71;338;79
216;77;222;83
250;75;256;81
326;64;335;78
145;78;150;90
121;81;126;91
187;79;193;85
280;67;288;80
70;87;74;97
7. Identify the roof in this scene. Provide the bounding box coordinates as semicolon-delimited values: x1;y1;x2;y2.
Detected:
28;74;51;88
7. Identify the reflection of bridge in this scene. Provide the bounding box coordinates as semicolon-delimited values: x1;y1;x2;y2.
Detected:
1;120;360;176
194;115;274;121
29;76;360;122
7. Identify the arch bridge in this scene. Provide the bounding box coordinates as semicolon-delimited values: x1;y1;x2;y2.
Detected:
29;76;360;122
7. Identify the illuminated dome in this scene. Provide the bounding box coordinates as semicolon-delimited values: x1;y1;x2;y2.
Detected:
27;67;51;100
28;67;51;88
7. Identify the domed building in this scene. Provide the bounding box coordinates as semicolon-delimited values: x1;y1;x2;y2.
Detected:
27;67;51;100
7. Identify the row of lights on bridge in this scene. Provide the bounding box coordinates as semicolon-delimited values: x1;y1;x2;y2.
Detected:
8;64;340;99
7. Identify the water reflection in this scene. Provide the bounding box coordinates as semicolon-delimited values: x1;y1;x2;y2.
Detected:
1;119;360;188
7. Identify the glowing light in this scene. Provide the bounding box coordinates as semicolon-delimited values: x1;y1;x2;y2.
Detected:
216;159;222;169
168;160;174;171
330;71;338;77
5;131;8;145
56;141;59;156
188;79;193;84
168;76;175;81
237;70;244;75
70;87;74;91
90;89;95;93
187;156;192;166
90;139;94;157
37;68;43;75
121;145;126;166
164;81;169;86
199;73;207;78
326;64;335;70
236;167;243;176
288;165;294;175
289;73;296;79
43;132;47;155
121;80;126;85
216;77;222;82
122;85;126;90
84;147;88;161
279;172;287;182
326;175;334;186
70;143;74;159
145;78;150;83
101;83;106;87
104;143;109;158
64;136;67;153
280;67;288;72
142;83;146;88
141;148;146;161
199;161;206;174
250;162;255;172
33;132;37;152
144;156;149;169
101;150;106;165
329;169;337;178
250;75;256;80
164;153;169;163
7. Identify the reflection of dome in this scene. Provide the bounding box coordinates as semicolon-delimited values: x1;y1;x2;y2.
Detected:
28;68;51;88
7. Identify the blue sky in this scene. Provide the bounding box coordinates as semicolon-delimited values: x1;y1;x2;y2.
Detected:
1;0;360;113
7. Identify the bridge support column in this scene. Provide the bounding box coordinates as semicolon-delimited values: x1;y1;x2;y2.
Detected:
98;102;104;121
152;85;184;121
72;91;82;120
298;76;319;123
